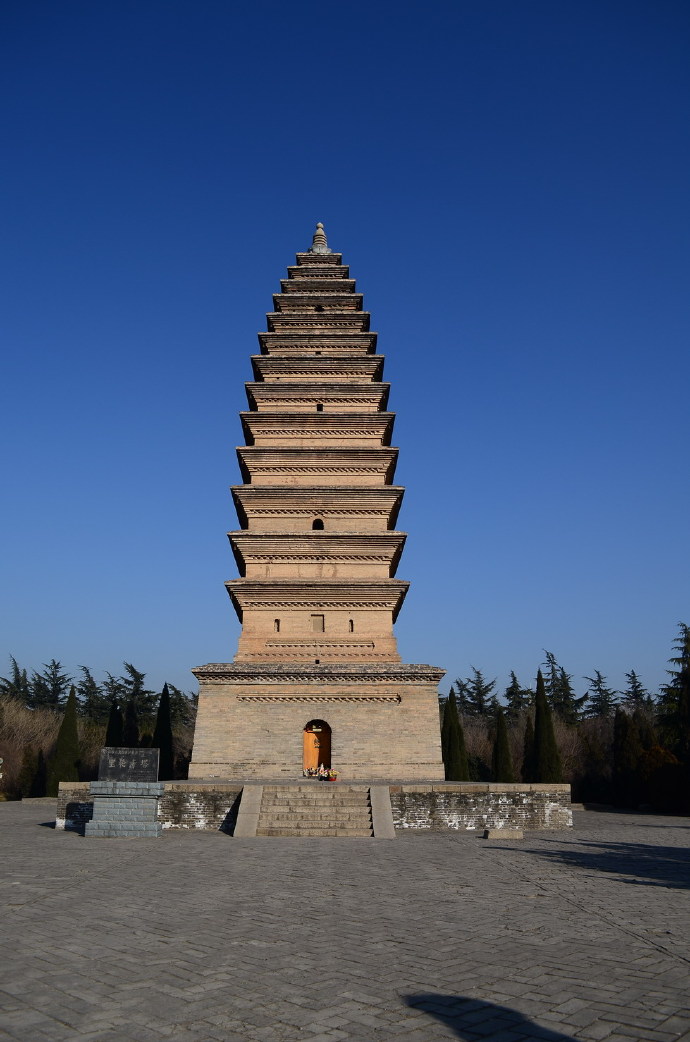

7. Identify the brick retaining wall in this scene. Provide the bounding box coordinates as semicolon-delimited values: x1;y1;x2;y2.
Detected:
389;783;572;830
57;781;571;833
56;782;243;834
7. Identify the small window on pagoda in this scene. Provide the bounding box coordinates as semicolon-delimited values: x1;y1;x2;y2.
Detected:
315;350;322;355
348;619;354;633
315;305;325;313
311;614;325;632
274;619;280;633
316;402;324;412
312;518;324;530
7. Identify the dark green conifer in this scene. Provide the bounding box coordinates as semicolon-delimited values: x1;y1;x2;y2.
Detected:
492;706;515;782
46;687;80;796
105;700;124;747
441;688;469;780
612;707;643;807
522;715;535;782
583;671;618;718
123;699;140;747
152;683;174;780
534;670;562;782
18;747;39;798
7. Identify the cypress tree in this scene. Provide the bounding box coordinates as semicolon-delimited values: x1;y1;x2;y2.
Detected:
492;706;515;782
441;688;469;780
123;699;140;747
18;747;39;798
105;700;124;747
152;683;174;780
522;715;535;782
534;670;562;782
47;686;80;796
612;707;643;807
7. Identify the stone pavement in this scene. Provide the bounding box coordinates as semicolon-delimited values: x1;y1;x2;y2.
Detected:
1;803;689;1042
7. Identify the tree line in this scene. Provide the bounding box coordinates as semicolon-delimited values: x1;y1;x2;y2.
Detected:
439;623;690;813
0;658;197;799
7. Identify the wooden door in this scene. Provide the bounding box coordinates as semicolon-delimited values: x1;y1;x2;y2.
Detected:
303;723;331;771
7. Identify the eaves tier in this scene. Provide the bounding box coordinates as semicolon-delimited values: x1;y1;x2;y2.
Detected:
228;228;408;664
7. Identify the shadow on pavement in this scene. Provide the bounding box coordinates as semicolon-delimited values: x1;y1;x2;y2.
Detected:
404;994;577;1040
523;838;690;889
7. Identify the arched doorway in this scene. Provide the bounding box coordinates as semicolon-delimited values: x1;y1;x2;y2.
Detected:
303;720;331;772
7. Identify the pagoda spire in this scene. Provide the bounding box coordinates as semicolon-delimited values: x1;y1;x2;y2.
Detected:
308;221;331;255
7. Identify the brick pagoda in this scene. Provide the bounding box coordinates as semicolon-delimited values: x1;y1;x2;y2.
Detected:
189;224;445;780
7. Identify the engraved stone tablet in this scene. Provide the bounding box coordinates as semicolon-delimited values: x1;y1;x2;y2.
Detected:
98;747;159;782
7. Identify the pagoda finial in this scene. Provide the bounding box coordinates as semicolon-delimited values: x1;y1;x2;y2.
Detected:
308;221;332;255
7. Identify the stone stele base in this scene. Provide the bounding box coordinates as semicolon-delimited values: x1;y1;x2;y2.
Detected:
188;662;446;781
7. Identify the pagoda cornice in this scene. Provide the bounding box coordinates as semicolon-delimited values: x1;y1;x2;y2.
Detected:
272;293;363;313
245;383;390;412
225;578;409;620
266;312;370;333
228;532;406;577
231;486;405;530
258;331;378;354
240;412;395;446
236;446;398;485
286;265;350;280
250;356;384;382
280;278;356;293
193;662;446;685
294;252;344;266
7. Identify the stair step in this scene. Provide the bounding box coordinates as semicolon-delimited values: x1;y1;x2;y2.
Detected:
256;827;373;838
260;800;371;808
255;785;374;839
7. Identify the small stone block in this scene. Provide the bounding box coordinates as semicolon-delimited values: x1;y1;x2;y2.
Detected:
482;828;524;840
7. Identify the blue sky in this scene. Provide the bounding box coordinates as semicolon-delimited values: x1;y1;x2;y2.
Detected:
1;1;688;698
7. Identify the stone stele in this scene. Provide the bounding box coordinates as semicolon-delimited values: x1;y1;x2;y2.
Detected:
189;223;446;781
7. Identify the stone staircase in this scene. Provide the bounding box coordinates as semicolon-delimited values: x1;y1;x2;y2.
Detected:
256;785;374;837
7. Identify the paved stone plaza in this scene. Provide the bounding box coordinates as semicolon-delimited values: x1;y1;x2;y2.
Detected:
1;803;689;1042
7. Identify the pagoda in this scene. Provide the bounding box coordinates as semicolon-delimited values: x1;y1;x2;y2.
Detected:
189;224;445;780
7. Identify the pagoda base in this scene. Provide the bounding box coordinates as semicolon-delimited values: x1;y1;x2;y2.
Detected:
189;662;446;782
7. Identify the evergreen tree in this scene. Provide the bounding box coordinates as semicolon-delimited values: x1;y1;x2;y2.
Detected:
441;688;469;780
657;623;690;764
0;656;31;704
453;678;471;716
583;671;618;718
621;670;652;711
152;683;174;780
120;662;156;716
166;684;196;726
492;706;515;782
612;707;643;807
30;659;71;710
46;687;80;796
534;670;562;782
463;667;497;717
32;749;47;797
104;700;124;747
522;715;535;782
123;699;140;747
632;707;656;750
76;666;110;723
504;671;533;719
18;747;39;798
542;651;586;723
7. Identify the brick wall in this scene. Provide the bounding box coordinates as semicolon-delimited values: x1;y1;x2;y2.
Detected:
56;781;243;834
389;783;573;830
56;782;93;832
158;784;243;832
